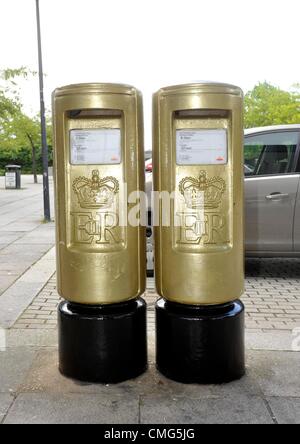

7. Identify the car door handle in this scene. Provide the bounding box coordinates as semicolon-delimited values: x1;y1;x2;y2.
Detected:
265;193;289;200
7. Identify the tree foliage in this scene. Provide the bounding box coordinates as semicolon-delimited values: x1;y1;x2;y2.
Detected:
0;67;52;175
244;82;300;128
0;67;35;118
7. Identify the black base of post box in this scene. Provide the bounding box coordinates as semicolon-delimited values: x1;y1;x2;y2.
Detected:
58;298;147;383
156;298;245;384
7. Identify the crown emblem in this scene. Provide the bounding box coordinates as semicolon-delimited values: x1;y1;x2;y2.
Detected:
179;171;226;209
73;170;119;209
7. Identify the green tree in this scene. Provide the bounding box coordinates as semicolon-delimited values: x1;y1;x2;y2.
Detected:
244;82;300;128
0;67;52;179
0;67;28;118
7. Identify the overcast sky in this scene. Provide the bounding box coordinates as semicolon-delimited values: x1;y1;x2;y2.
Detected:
1;0;299;146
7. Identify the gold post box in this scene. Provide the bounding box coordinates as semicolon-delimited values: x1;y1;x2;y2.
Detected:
153;83;245;383
52;83;147;383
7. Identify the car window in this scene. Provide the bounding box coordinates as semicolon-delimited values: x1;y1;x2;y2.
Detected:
244;131;299;176
297;145;300;173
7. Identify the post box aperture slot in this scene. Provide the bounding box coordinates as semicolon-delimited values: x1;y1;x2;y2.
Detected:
68;109;123;118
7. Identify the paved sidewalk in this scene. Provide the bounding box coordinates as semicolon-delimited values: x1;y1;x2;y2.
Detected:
0;346;300;424
0;176;55;331
13;262;300;332
244;259;300;330
1;175;300;424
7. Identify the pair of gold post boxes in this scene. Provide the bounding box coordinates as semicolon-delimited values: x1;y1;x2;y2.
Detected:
52;82;245;384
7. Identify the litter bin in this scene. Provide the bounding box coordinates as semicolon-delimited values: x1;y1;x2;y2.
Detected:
5;165;21;189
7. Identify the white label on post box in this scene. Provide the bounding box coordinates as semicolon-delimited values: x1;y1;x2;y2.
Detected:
176;129;227;165
5;172;16;188
70;129;121;165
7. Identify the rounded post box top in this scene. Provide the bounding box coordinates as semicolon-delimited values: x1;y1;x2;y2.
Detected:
154;82;243;98
6;165;21;169
53;83;141;98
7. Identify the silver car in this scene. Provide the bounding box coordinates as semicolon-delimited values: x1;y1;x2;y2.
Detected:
146;124;300;272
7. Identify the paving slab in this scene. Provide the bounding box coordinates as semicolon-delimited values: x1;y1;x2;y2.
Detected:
0;243;53;257
6;329;57;348
140;394;274;424
14;230;55;245
267;397;300;424
19;348;149;397
0;248;56;328
0;275;19;295
0;348;37;393
3;393;139;424
19;348;261;399
246;330;297;351
0;232;24;244
0;282;50;329
0;394;14;423
249;350;300;397
0;222;42;232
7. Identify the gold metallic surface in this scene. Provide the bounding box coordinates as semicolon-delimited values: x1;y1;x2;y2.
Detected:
153;83;244;305
52;83;146;305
